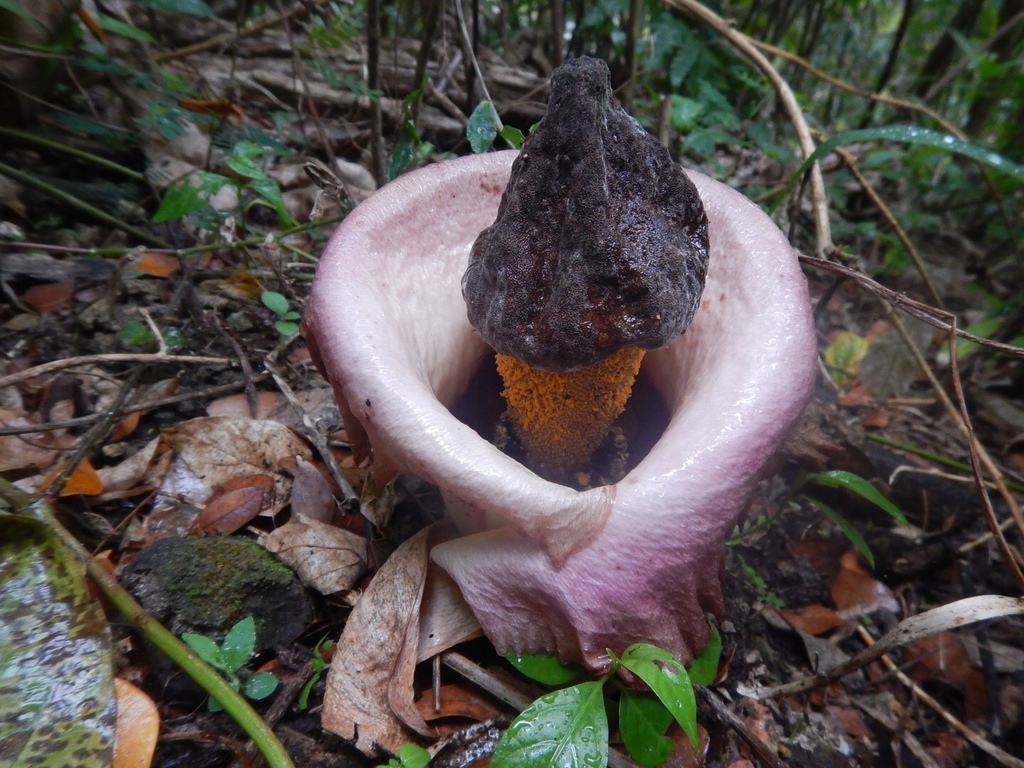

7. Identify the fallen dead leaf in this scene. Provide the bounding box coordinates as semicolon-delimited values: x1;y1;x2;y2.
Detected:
262;513;367;594
157;416;311;506
417;564;481;663
415;683;501;723
322;525;436;755
58;458;104;496
21;281;75;313
206;387;337;430
191;474;275;535
0;407;75;472
831;549;901;616
96;436;165;499
113;677;159;768
779;603;844;636
289;456;335;523
131;252;181;278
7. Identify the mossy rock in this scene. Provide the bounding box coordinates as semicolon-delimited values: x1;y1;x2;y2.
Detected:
123;536;312;652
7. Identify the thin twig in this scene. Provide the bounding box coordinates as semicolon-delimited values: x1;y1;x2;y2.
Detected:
661;0;832;255
265;361;357;503
834;146;943;308
0;353;233;390
696;688;786;768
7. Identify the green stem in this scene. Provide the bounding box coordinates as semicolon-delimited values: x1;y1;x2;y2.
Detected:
0;160;170;248
865;432;1024;494
0;480;295;768
0;126;147;182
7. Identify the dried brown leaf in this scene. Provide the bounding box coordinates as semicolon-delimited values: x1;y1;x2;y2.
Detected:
261;514;366;595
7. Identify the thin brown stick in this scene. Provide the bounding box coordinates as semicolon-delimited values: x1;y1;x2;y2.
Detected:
696;688;786;768
747;39;965;138
834;146;943;307
661;0;832;255
0;353;233;390
855;625;1024;768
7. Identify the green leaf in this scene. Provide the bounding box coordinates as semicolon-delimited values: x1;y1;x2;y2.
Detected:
796;126;1024;183
246;175;297;228
261;291;290;317
500;125;525;149
181;632;226;670
221;616;256;673
0;0;41;23
97;14;157;43
132;0;214;16
467;100;500;154
0;513;116;767
687;624;721;687
492;681;608;768
823;331;869;387
118;319;157;349
619;690;674;767
152;180;207;223
506;652;582;685
619;644;698;748
274;320;300;336
244;671;278;701
807;470;908;525
396;743;431;768
813;499;875;570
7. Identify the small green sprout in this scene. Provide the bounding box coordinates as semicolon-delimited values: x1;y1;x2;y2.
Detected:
181;616;278;711
376;743;431;768
298;636;335;710
261;290;301;335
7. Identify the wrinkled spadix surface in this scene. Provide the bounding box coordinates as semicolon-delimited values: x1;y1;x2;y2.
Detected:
304;151;817;671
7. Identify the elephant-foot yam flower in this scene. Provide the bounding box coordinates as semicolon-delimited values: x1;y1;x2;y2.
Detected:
304;60;817;673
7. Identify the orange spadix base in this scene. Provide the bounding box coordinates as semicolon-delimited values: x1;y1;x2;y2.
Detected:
495;346;645;475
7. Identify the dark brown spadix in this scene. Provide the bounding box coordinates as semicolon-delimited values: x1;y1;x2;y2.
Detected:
462;57;710;372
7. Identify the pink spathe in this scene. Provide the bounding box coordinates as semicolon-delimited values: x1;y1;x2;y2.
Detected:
304;150;817;672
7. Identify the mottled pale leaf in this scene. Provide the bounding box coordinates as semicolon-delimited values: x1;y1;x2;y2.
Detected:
0;513;115;766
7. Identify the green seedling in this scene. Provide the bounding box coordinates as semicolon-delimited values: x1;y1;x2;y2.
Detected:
493;630;721;768
261;290;301;336
376;743;431;768
297;636;335;710
181;616;278;712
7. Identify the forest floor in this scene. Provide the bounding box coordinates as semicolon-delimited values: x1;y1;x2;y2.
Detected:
2;4;1024;768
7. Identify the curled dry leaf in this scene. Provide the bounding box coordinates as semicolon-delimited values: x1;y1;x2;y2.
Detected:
321;525;436;754
831;549;901;617
261;514;367;595
112;678;159;768
191;474;275;536
289;456;336;523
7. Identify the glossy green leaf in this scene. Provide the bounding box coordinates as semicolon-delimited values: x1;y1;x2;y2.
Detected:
619;644;698;748
396;742;430;768
221;616;256;673
244;671;278;701
0;514;115;767
467;100;500;154
619;690;674;767
796;125;1024;182
506;652;582;685
152;180;207;223
808;470;908;525
492;681;608;768
687;624;722;687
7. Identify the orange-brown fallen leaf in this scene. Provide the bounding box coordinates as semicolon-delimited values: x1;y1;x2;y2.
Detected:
191;474;275;535
113;678;159;768
831;549;900;616
21;281;75;313
779;603;844;636
415;684;501;723
131;252;181;278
